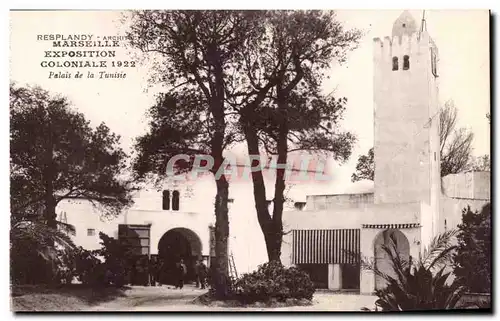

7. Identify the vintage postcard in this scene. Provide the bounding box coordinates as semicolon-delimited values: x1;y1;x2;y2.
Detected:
9;9;491;312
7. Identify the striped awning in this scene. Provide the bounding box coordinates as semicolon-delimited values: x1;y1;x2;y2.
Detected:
292;229;360;264
362;223;420;229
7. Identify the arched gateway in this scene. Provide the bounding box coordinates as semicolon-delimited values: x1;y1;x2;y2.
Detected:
157;228;202;285
373;229;410;290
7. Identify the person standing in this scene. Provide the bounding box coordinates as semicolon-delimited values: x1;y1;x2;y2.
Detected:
136;257;147;286
194;260;200;288
176;259;187;289
157;258;165;286
198;260;208;289
149;256;158;286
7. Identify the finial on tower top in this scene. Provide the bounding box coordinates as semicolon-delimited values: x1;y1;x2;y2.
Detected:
392;10;418;38
420;10;427;33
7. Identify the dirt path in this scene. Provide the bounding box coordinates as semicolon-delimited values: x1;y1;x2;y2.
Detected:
88;285;377;312
88;285;206;311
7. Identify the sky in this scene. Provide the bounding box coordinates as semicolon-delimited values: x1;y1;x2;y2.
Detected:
9;9;490;189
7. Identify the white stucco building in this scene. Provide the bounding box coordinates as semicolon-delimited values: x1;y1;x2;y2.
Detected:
57;11;490;294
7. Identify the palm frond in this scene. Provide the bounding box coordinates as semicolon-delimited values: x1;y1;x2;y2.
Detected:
421;229;458;269
427;245;457;272
360;255;397;284
380;233;411;287
371;230;464;311
443;285;466;309
11;219;76;252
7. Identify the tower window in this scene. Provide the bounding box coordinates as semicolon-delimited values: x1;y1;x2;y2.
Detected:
392;57;399;71
402;23;406;27
172;190;180;211
162;190;170;210
403;55;410;70
87;228;95;236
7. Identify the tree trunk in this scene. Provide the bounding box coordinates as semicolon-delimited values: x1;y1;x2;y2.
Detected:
264;227;283;263
269;123;288;263
209;46;230;299
242;120;281;262
43;178;57;284
44;193;57;229
266;83;290;263
240;77;296;264
44;123;57;229
212;175;230;298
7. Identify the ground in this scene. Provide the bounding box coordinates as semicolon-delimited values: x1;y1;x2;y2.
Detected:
88;285;377;312
12;284;377;312
12;284;491;312
11;284;128;311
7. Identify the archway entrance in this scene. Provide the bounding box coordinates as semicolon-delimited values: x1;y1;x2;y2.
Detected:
158;228;202;285
374;229;410;290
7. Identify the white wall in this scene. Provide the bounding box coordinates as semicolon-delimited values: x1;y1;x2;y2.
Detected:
57;169;491;278
306;193;374;211
439;195;489;235
442;171;491;200
57;200;124;250
57;169;320;275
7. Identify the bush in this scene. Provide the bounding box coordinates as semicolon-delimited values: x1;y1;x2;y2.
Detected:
51;232;140;287
54;249;77;284
71;233;136;287
373;265;465;311
10;242;53;285
94;232;135;286
10;220;77;285
231;261;315;304
364;230;465;311
454;204;491;293
73;247;105;286
10;228;133;287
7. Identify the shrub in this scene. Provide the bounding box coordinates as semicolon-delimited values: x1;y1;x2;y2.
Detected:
363;230;466;311
454;204;491;294
54;249;77;284
54;232;137;287
232;261;315;304
10;219;76;285
73;247;104;286
373;265;465;311
10;241;53;285
94;232;135;286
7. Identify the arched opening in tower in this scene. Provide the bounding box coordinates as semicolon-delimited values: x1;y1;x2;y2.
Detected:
373;229;410;290
157;228;202;285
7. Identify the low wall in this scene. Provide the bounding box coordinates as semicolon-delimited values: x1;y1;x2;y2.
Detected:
456;293;491;309
306;193;374;211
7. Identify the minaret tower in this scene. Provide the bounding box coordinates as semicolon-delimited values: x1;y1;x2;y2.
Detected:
373;11;441;235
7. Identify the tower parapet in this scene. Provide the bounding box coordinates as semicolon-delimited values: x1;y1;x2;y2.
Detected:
373;32;436;71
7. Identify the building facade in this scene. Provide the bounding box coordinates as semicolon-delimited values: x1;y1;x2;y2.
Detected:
57;11;490;293
280;11;489;294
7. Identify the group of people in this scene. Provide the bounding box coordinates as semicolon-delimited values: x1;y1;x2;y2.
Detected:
147;256;208;290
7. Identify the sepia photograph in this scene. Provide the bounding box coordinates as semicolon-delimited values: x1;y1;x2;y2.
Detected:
8;8;491;312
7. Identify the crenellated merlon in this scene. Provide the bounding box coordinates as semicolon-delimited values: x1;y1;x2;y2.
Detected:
373;31;436;66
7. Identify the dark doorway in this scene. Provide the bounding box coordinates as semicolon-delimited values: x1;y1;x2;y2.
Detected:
297;264;328;289
157;228;202;286
341;264;360;290
118;224;150;286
